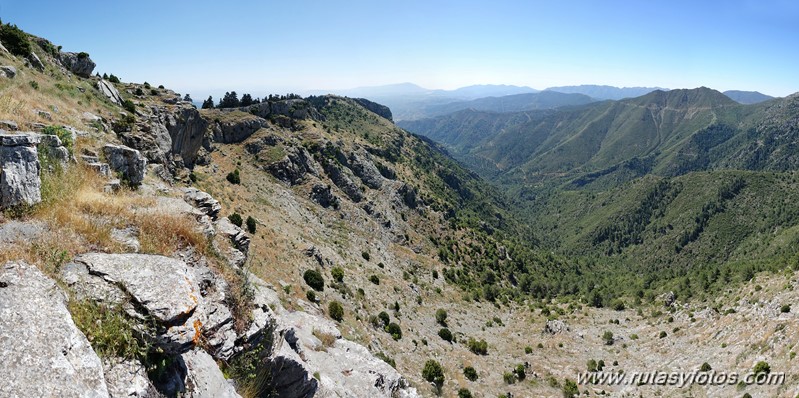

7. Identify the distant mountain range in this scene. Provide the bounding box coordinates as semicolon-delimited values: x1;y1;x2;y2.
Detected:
722;90;774;104
544;84;667;100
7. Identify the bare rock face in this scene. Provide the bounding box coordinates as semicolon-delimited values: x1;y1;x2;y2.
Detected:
0;133;42;209
310;183;338;208
353;97;393;121
27;51;45;71
0;261;109;397
156;105;209;167
103;144;147;186
0;65;16;79
184;187;222;220
58;51;96;78
265;146;318;185
544;319;569;335
97;79;123;105
103;358;156;398
211;115;267;144
349;151;384;189
322;160;363;202
37;133;70;165
182;349;242;398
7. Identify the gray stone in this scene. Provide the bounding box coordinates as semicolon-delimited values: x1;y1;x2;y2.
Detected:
0;261;109;397
0;119;18;130
664;291;677;307
349;152;384;189
103;358;155;398
87;162;111;177
58;51;96;78
310;183;338;208
98;79;123;105
37;133;70;164
322;161;363;202
111;227;141;252
103;144;147;186
544;319;569;335
182;349;242;398
0;219;46;244
0;65;16;79
265;146;319;185
211;115;267;144
184;188;222;220
0;133;42;208
34;108;53;120
28;51;44;71
216;217;250;257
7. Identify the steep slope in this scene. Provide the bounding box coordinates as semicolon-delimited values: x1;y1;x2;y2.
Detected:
724;89;775;104
419;91;595;118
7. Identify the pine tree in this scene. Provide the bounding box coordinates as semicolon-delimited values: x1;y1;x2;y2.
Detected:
201;96;214;109
240;93;253;107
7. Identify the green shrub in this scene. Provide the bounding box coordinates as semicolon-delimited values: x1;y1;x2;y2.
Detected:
587;359;598;372
375;352;395;368
77;51;90;59
122;99;136;113
67;299;146;359
303;269;324;291
467;338;488;355
612;300;625;311
421;359;445;389
369;275;380;285
753;361;770;375
457;388;473;398
378;311;390;327
700;362;712;372
514;364;526;381
112;114;135;133
602;331;614;345
781;304;791;313
306;290;316;302
246;216;257;233
0;23;31;57
328;301;344;322
150;89;159;96
659;331;668;338
135;87;144;96
503;371;516;384
331;267;344;282
42;125;73;154
525;346;533;354
562;379;579;397
228;213;243;227
226;169;241;184
361;251;370;261
463;366;478;381
29;80;39;90
435;308;448;326
108;74;121;83
385;322;402;340
438;328;453;342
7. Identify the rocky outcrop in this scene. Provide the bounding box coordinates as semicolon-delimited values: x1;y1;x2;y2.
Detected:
0;65;16;79
349;151;384;189
38;133;70;165
211;114;267;144
266;310;419;398
310;183;338;208
0;261;109;397
0;119;18;130
544;319;569;335
184;188;222;220
0;133;41;209
27;51;44;71
58;51;96;78
97;79;123;105
216;218;251;267
322;161;363;202
265;146;318;185
103;359;156;397
397;183;418;209
246;99;323;121
182;349;242;398
120;104;208;170
157;105;209;167
103;144;147;186
353;98;393;121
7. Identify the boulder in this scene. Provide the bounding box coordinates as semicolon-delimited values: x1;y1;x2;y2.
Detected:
216;217;251;257
103;144;147;186
0;133;42;209
543;319;569;335
0;65;16;79
37;133;70;165
97;79;123;105
27;51;44;71
0;261;109;397
58;51;96;78
663;291;676;307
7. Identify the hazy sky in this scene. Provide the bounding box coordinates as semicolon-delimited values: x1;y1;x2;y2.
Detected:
2;0;797;99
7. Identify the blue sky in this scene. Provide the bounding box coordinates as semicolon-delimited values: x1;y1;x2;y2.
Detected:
1;0;797;99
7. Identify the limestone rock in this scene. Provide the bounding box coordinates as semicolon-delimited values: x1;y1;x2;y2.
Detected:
184;188;222;220
0;261;109;397
211;115;267;144
58;51;96;77
310;183;338;208
0;133;42;209
265;146;318;185
0;119;18;130
353;97;393;121
0;65;16;79
37;132;70;165
544;319;569;335
103;144;147;186
216;217;251;258
349;152;384;189
28;51;44;71
98;79;123;105
183;349;242;398
0;219;45;244
155;105;209;167
103;358;155;398
322;161;363;202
